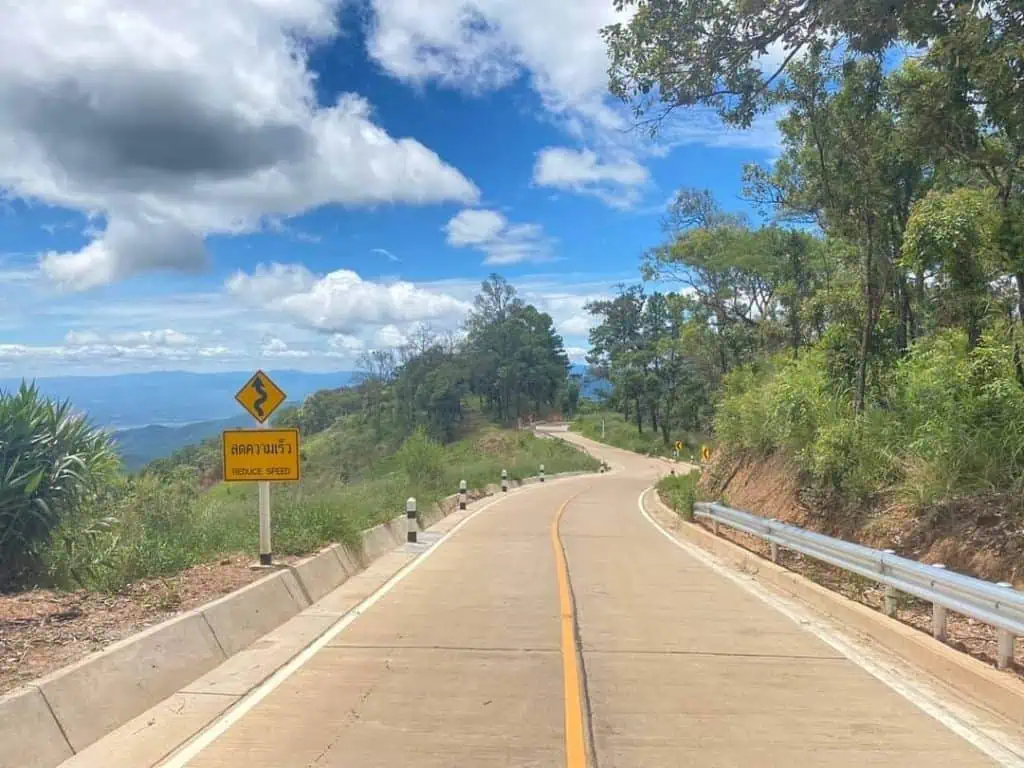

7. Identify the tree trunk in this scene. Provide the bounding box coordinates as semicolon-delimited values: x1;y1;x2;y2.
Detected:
854;232;878;413
635;398;643;433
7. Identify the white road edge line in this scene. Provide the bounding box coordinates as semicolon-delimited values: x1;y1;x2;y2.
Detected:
158;485;542;767
637;486;1024;767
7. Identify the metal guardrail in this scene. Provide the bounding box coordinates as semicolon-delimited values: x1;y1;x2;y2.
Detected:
693;501;1023;669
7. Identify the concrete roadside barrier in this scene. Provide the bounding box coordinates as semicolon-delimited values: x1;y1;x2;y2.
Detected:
34;611;226;754
286;544;351;605
200;570;309;658
0;687;74;768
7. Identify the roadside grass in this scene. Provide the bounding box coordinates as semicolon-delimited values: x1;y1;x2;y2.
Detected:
572;410;709;461
656;471;700;522
42;425;598;592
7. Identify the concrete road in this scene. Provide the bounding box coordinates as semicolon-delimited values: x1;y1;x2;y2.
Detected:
166;432;1009;767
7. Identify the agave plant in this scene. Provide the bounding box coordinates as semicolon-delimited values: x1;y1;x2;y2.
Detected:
0;382;118;589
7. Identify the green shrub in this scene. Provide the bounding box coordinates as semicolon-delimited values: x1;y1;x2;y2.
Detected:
0;383;117;589
714;327;1024;506
657;471;699;521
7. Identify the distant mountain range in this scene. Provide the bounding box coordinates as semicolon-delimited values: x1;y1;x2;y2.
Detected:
111;414;256;471
0;370;355;429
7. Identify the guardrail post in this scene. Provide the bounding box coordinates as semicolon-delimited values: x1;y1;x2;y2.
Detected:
712;519;720;536
458;480;467;510
768;520;780;563
931;564;948;641
882;550;899;618
501;469;508;492
997;582;1016;670
539;464;545;483
406;497;417;544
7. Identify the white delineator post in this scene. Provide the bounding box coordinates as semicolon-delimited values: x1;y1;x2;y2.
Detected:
501;469;508;493
539;464;545;483
406;497;417;544
458;480;467;510
997;582;1017;670
258;420;272;566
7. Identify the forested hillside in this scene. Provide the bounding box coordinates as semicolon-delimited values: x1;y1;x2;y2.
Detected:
1;276;591;593
591;0;1024;550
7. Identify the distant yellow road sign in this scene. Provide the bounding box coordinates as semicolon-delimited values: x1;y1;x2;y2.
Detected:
701;445;713;462
223;429;300;482
235;370;286;424
674;440;683;452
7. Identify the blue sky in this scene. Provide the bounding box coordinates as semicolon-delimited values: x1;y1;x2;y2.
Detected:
0;0;781;377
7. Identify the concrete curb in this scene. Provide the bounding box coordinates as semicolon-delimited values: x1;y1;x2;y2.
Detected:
647;490;1024;728
0;469;593;768
0;687;74;768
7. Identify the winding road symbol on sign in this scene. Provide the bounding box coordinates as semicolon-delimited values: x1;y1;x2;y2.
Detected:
251;376;268;420
235;370;286;424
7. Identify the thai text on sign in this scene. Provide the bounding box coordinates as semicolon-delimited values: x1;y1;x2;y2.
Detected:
222;429;300;482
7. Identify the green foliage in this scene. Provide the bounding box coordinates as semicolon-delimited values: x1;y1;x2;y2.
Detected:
464;274;570;424
657;471;700;521
0;383;118;589
714;330;1024;505
39;412;597;592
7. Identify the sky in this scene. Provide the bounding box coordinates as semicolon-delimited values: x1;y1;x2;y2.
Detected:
0;0;782;377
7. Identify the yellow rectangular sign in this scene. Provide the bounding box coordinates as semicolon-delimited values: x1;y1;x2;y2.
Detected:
222;429;300;482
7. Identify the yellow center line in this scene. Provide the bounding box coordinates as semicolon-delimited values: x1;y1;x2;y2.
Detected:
551;493;588;768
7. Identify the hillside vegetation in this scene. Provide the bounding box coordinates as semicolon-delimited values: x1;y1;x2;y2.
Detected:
588;0;1024;566
1;276;595;593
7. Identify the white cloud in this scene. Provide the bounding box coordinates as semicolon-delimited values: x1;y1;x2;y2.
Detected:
366;0;652;209
327;333;365;356
444;209;507;247
261;335;311;358
63;328;198;347
226;263;471;333
0;341;235;364
444;209;552;265
565;346;588;362
365;0;786;209
533;147;649;208
367;0;629;131
372;324;408;348
2;1;479;290
524;290;603;337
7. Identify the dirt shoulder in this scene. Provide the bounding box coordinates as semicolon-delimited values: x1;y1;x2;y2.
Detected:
0;556;262;695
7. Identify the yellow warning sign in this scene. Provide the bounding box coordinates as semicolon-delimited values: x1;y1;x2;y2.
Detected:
235;370;286;424
701;445;713;462
222;429;300;482
674;440;683;452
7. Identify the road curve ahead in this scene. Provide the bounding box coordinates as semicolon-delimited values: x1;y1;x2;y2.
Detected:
163;431;1013;767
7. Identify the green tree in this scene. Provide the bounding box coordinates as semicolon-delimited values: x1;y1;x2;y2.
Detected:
465;274;569;423
902;187;1001;348
602;0;972;128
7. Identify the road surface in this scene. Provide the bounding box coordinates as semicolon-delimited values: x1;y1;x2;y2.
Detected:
154;430;1014;767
